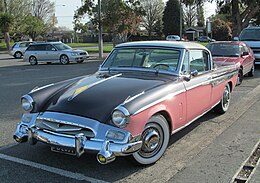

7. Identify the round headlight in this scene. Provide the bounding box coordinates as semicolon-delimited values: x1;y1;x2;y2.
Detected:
21;95;34;112
112;107;130;128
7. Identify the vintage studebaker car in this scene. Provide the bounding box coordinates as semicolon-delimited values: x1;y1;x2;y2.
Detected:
14;41;238;165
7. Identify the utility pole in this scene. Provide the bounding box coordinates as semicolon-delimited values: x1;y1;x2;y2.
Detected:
98;0;103;59
179;1;182;39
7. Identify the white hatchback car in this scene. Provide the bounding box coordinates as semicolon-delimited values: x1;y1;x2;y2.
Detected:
166;35;181;41
23;42;89;65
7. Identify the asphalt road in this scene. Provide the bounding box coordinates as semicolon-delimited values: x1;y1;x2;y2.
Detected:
0;54;259;183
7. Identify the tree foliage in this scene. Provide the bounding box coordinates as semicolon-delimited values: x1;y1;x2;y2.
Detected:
0;12;14;50
139;0;164;39
22;15;45;40
183;3;197;27
212;18;232;40
74;0;143;45
163;0;181;36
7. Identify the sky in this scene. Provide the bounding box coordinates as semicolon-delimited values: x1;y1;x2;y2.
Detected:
53;0;217;30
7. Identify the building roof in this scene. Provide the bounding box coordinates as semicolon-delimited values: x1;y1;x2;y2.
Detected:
116;41;207;50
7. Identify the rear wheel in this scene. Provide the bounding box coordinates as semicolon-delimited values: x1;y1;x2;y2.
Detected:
248;64;255;77
29;56;38;65
60;55;69;64
237;69;243;85
214;84;231;114
132;115;170;165
14;51;23;59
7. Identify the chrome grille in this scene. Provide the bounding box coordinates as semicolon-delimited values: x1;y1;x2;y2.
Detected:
36;119;95;138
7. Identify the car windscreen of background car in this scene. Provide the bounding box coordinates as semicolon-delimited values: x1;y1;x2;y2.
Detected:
240;29;260;41
102;48;180;72
208;43;239;57
53;43;71;50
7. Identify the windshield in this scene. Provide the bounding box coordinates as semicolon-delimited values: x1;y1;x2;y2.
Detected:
102;48;181;72
207;43;239;57
240;29;260;41
53;43;72;50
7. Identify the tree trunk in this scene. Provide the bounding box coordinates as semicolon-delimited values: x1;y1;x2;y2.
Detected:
4;32;11;52
148;30;152;40
232;0;241;37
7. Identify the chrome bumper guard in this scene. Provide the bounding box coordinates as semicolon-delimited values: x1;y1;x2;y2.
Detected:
14;112;142;164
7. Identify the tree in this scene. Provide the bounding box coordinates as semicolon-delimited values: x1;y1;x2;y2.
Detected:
199;0;260;36
212;18;232;40
0;13;14;51
22;15;45;40
163;0;181;36
196;2;205;27
32;0;55;24
183;3;197;27
74;0;143;46
139;0;164;39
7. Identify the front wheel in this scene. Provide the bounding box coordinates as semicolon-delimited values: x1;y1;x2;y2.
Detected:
60;55;69;64
132;115;170;165
214;84;231;114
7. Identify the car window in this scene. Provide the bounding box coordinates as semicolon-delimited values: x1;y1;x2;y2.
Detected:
46;44;55;51
182;51;189;74
102;48;181;72
27;44;46;51
19;43;27;47
207;43;239;57
53;43;71;50
189;50;209;72
240;28;260;41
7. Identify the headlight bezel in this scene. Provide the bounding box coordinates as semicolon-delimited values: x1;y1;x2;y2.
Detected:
21;95;34;112
111;106;130;128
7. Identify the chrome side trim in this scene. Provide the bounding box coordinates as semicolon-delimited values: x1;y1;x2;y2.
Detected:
133;89;186;115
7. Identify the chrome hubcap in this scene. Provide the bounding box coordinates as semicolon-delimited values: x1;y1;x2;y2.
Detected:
223;86;230;109
138;124;163;158
30;57;36;64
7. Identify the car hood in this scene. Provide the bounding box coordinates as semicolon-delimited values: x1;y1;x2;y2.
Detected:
213;57;241;66
45;71;174;123
241;41;260;48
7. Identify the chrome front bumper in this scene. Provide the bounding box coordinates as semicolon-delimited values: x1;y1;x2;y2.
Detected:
14;112;142;164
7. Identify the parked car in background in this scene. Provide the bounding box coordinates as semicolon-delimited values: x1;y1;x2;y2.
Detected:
166;35;181;41
234;26;260;65
207;41;255;85
9;41;34;59
23;42;89;65
14;41;238;165
198;36;215;42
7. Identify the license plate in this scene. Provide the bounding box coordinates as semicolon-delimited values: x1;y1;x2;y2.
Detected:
51;146;76;155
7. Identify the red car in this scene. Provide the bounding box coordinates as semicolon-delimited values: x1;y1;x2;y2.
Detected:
207;41;255;85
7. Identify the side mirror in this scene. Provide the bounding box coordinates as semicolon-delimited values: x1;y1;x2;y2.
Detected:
233;37;239;41
190;70;198;77
241;52;249;57
183;70;198;82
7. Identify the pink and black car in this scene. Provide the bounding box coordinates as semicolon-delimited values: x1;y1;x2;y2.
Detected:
14;41;238;165
207;41;255;85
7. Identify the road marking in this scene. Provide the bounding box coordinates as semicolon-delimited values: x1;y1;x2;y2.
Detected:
0;143;17;151
0;153;109;183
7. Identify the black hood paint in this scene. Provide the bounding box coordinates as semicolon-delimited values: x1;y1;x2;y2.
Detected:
43;71;174;123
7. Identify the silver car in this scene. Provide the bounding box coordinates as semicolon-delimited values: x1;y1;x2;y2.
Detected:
10;41;34;58
23;42;89;65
